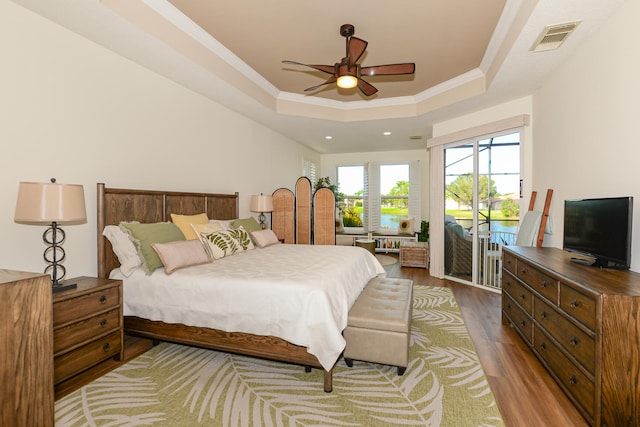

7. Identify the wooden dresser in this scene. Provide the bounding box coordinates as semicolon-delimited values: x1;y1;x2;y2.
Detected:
502;247;640;426
0;269;54;427
53;276;123;397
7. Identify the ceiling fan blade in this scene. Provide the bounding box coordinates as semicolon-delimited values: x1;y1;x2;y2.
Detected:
360;63;415;77
347;37;368;68
304;76;338;92
282;60;335;75
357;79;378;96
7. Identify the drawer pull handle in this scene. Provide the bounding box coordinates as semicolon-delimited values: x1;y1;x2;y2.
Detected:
521;268;527;274
506;259;511;265
100;319;107;327
103;342;111;352
569;375;578;385
520;293;526;300
540;343;547;351
506;303;512;310
520;320;526;327
99;295;107;304
540;311;547;319
570;299;579;309
540;280;547;288
569;337;579;347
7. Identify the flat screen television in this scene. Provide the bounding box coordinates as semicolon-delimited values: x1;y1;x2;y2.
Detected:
563;196;633;269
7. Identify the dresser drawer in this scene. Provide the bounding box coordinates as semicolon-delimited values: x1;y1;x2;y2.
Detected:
54;330;122;384
503;251;517;275
534;325;595;420
53;308;121;355
53;285;120;327
517;260;558;302
559;283;597;332
503;273;533;315
503;293;533;344
534;297;595;375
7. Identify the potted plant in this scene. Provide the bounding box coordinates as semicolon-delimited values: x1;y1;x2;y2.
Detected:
417;220;429;242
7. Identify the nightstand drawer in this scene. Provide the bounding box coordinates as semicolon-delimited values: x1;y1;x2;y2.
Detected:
53;308;121;355
53;285;120;326
54;330;122;384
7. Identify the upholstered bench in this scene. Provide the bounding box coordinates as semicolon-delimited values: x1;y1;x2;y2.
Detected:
343;277;413;375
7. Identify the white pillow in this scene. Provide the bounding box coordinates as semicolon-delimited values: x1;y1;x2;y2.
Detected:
102;224;142;276
209;219;234;230
250;229;281;248
201;226;255;259
192;222;224;259
398;217;414;234
151;240;212;274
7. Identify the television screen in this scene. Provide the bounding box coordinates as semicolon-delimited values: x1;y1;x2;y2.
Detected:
563;196;633;269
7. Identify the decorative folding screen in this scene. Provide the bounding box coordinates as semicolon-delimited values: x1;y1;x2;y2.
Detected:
271;188;295;244
295;177;312;245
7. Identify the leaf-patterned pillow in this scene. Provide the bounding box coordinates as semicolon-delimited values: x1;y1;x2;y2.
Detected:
201;226;255;259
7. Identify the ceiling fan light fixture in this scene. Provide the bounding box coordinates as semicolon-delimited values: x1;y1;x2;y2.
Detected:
337;75;358;89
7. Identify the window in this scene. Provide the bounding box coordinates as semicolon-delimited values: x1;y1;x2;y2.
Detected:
337;162;421;231
302;158;317;184
337;165;365;227
380;164;409;229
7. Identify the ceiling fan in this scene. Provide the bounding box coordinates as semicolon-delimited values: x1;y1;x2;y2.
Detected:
282;24;415;97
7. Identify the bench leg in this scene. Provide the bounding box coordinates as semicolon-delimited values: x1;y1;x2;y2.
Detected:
344;357;354;367
397;366;406;376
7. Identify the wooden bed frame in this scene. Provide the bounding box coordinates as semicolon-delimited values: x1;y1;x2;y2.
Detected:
96;183;333;392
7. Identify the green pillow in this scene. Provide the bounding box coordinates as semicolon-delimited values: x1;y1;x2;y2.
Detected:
120;222;185;274
231;217;262;232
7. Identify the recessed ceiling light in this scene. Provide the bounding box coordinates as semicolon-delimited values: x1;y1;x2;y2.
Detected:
383;131;392;136
325;136;333;140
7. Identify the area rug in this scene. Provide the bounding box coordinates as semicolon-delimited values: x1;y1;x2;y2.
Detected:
375;254;398;266
55;286;503;426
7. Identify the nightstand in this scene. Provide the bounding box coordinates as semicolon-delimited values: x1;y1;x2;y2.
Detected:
400;241;429;268
52;276;123;397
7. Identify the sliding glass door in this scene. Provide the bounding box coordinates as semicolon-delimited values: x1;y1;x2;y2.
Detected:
443;132;521;288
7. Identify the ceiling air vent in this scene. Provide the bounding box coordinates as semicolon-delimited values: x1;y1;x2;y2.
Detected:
530;21;581;52
409;135;423;140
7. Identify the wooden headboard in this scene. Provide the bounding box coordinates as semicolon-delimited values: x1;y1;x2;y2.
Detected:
97;183;239;278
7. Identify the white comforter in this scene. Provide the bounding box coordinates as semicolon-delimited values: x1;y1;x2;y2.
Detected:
111;244;386;370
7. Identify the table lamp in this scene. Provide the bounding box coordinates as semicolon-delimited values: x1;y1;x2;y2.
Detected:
14;178;87;292
250;193;274;229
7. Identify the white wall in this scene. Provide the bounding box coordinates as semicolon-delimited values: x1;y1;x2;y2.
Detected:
533;0;640;271
320;149;430;222
0;1;319;277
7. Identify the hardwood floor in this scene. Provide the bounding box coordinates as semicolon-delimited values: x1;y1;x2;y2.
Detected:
385;258;588;427
57;256;589;426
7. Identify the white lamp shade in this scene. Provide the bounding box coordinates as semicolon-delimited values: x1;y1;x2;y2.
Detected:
15;181;87;223
250;194;274;213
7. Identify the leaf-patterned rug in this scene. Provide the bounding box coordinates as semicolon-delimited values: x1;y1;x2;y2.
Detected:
55;285;504;426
